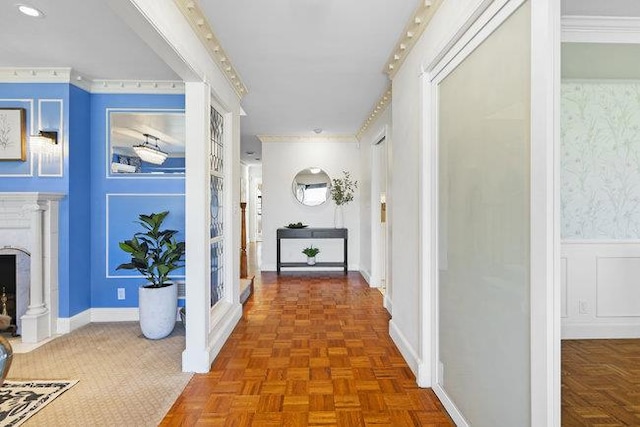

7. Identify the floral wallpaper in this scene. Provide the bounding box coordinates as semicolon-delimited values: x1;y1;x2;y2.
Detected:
562;82;640;239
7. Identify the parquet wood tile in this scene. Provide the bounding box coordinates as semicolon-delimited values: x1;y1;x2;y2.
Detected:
161;272;454;426
562;339;640;426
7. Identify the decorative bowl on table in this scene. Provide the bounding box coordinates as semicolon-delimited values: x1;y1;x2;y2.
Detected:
286;222;308;229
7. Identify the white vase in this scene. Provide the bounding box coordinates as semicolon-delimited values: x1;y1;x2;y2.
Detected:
307;256;316;265
334;205;344;228
139;282;177;340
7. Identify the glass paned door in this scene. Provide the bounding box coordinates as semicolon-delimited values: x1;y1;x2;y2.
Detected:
210;106;225;307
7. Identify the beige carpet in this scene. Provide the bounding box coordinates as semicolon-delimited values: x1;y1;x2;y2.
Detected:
7;322;192;426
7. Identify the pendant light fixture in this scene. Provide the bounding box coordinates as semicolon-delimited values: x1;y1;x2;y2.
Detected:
133;133;168;165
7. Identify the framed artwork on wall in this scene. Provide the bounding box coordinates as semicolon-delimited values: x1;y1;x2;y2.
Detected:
0;108;26;161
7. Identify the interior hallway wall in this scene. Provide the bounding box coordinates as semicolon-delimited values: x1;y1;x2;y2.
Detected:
261;140;360;271
388;0;491;376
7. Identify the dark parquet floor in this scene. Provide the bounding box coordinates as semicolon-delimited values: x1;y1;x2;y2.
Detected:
562;339;640;426
161;270;453;426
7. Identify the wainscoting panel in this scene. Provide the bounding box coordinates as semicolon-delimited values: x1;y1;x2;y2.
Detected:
596;257;640;317
562;242;640;339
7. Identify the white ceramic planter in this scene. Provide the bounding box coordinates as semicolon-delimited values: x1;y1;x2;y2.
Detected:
307;256;316;265
139;282;177;340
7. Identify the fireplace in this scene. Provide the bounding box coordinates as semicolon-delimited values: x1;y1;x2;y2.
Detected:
0;193;64;344
0;255;16;329
0;250;30;335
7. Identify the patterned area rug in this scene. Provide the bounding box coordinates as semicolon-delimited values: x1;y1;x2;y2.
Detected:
0;380;77;427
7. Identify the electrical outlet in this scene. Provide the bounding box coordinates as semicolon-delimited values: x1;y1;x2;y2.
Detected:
579;300;588;314
117;288;125;300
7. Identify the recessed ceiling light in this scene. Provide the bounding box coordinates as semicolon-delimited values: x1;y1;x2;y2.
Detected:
313;128;323;134
17;4;45;17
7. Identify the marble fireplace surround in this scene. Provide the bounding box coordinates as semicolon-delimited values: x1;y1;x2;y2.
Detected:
0;192;64;344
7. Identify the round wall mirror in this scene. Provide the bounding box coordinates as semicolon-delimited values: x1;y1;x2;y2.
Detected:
292;168;331;206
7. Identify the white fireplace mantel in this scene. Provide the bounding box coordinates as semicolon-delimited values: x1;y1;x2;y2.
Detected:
0;192;65;344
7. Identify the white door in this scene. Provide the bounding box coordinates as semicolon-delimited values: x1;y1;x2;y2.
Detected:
421;0;560;425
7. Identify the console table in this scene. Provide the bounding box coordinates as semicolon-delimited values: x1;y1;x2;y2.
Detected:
277;227;348;274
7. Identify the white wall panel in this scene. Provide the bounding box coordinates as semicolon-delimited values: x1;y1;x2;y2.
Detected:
562;242;640;338
596;257;640;317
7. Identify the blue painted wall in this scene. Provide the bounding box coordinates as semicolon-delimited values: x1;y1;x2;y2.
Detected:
67;85;92;316
0;83;75;317
0;84;185;319
90;93;185;309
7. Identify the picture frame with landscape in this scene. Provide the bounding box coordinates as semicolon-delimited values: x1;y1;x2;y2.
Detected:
0;108;26;161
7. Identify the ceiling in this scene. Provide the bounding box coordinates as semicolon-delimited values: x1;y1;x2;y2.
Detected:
18;2;637;165
200;0;420;164
0;0;419;166
0;0;177;81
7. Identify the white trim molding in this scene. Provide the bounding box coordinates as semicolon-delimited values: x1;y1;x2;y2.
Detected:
91;80;185;94
357;87;392;140
389;319;420;379
0;67;184;94
384;0;443;78
37;99;64;177
57;309;92;334
173;0;247;98
91;307;140;322
562;16;640;43
383;294;392;315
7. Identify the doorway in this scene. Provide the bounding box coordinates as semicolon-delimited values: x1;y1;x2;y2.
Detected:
559;35;640;424
371;128;389;295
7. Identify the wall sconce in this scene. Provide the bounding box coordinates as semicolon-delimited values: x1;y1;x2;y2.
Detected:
133;134;168;165
31;130;58;145
30;131;59;159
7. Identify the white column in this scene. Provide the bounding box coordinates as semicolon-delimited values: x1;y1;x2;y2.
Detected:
21;202;50;343
182;81;212;373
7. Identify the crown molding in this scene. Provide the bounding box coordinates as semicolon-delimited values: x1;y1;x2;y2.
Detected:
384;0;443;79
0;67;94;91
357;86;391;140
91;80;185;94
257;135;359;144
0;67;183;94
174;0;248;98
562;15;640;43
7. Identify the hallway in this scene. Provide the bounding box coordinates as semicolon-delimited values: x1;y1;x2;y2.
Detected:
161;271;453;426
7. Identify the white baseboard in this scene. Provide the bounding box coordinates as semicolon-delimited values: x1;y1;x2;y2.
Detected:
389;319;420;378
57;309;91;334
261;264;276;271
562;321;640;339
91;307;139;322
433;383;470;427
208;303;242;366
384;294;392;315
360;269;371;285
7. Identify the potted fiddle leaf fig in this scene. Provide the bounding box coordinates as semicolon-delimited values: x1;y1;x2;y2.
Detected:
117;211;185;339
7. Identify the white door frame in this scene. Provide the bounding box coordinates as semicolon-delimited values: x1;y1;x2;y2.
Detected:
418;0;560;424
370;125;389;291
